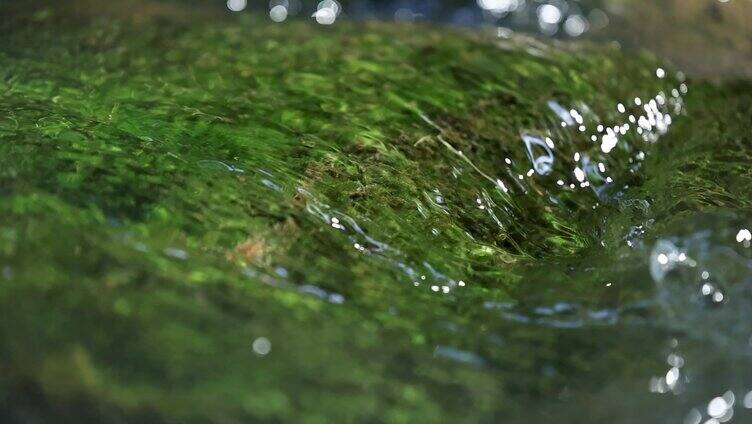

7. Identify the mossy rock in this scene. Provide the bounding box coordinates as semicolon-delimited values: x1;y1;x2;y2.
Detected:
1;9;751;423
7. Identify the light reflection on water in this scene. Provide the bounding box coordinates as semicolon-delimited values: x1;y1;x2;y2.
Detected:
226;0;752;79
238;0;609;38
279;65;686;299
222;40;748;421
250;35;752;422
3;1;752;422
257;53;727;421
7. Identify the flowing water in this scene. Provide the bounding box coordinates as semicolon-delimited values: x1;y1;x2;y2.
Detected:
0;1;751;422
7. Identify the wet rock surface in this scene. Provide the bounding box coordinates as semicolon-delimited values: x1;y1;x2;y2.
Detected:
0;4;751;423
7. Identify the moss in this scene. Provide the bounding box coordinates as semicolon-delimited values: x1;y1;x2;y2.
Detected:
0;8;751;423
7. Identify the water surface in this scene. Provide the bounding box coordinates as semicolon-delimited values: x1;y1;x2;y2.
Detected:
0;1;751;422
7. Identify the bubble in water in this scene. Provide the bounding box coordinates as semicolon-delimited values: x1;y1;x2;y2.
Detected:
252;337;272;355
650;239;685;282
227;0;247;12
521;134;555;175
270;5;288;22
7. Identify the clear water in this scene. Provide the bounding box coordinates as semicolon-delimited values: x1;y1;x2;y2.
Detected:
1;1;751;422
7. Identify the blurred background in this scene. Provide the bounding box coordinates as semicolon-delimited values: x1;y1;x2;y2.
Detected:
2;0;750;79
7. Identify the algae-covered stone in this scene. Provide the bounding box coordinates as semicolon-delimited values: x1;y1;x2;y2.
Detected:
1;7;752;423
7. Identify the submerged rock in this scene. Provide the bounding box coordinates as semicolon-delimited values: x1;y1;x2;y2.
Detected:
0;7;751;423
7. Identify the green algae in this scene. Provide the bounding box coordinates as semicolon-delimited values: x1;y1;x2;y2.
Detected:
1;8;752;423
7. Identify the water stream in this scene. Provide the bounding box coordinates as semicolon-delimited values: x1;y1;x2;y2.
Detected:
0;1;751;422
